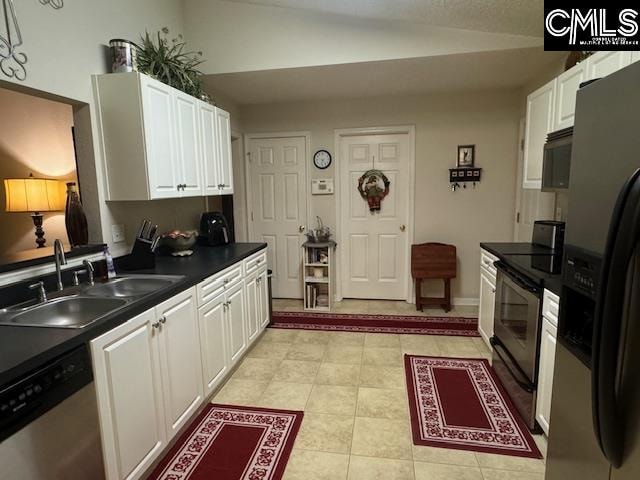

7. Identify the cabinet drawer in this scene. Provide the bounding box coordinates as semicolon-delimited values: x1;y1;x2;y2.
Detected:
244;250;267;276
480;249;498;278
197;263;243;306
542;289;560;327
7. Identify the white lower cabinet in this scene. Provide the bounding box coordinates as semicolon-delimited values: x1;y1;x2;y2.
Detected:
245;273;260;343
91;310;167;480
226;281;247;364
199;292;229;397
477;249;497;350
155;289;204;438
258;269;270;328
536;289;560;436
92;248;268;480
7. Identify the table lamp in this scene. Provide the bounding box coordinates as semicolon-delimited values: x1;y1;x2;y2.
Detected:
4;175;65;248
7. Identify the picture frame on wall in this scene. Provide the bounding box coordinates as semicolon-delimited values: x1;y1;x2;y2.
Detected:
457;145;475;168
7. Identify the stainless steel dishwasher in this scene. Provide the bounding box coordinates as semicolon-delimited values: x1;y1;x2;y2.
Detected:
0;345;104;479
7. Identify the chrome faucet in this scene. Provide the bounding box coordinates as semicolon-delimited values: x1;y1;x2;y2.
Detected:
82;259;95;286
53;239;67;291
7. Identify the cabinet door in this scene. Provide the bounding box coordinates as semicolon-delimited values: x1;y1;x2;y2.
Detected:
200;102;221;196
225;281;247;364
554;61;586;130
140;76;178;199
258;269;270;329
91;309;166;480
216;108;234;195
587;51;632;79
155;289;204;439
245;274;260;344
477;269;496;350
523;80;555;189
174;91;203;197
198;292;229;397
632;51;640;64
536;316;558;436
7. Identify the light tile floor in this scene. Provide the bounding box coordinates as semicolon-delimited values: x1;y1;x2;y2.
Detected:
213;300;547;480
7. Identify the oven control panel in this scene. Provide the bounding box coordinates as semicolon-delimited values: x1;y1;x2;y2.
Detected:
563;246;601;299
0;345;92;442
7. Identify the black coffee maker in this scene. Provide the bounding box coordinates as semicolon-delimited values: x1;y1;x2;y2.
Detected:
199;212;231;246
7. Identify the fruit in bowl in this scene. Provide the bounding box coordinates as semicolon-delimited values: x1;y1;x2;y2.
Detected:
160;230;198;256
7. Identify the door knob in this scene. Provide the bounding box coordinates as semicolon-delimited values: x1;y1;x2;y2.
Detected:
299;225;305;233
400;224;406;232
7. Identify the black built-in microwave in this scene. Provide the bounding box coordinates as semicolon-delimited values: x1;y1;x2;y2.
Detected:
542;127;572;191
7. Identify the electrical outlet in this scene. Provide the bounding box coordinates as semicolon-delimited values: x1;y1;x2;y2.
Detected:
112;224;125;243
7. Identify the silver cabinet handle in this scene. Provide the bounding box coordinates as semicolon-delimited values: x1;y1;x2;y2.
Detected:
159;316;167;324
152;321;161;329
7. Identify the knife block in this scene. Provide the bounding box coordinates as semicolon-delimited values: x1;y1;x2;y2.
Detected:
119;238;156;271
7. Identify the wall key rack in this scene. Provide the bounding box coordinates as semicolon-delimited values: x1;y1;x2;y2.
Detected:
449;167;482;191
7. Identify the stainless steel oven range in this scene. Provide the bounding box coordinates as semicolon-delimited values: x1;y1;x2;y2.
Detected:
491;260;543;431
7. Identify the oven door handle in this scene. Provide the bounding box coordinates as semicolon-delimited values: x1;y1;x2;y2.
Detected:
495;261;540;294
490;336;536;393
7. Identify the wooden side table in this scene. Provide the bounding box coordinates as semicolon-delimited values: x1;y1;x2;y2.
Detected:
411;242;457;312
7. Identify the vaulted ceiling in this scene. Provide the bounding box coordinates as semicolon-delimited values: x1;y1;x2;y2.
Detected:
223;0;544;37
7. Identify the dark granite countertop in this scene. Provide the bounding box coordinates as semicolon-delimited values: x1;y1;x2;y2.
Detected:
0;242;266;387
480;242;563;296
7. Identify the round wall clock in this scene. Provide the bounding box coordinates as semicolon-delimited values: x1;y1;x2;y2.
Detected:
313;150;332;169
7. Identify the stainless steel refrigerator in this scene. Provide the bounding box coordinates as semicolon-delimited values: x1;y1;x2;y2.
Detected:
546;60;640;479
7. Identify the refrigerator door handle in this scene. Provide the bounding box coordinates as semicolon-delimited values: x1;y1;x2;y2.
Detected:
592;168;640;468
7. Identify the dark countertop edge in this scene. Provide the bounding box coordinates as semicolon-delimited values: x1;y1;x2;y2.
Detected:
479;242;563;296
0;243;267;387
0;244;106;274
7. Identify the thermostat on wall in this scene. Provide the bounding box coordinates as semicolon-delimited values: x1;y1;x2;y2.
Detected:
311;179;334;195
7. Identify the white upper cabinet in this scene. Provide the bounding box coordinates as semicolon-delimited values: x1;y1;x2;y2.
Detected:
554;61;586;131
632;51;640;63
140;76;179;199
586;51;632;80
216;108;234;195
200;102;221;195
94;72;233;200
174;90;203;196
523;80;556;189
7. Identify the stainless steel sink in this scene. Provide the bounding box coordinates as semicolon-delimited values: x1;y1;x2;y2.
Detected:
0;297;128;328
82;275;182;298
0;274;184;329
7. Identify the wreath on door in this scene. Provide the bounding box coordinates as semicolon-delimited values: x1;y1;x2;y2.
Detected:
357;169;390;212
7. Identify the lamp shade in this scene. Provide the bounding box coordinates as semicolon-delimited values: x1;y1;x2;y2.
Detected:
4;178;66;213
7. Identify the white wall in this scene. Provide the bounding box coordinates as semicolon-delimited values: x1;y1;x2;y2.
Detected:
241;90;522;300
0;88;77;254
183;0;542;74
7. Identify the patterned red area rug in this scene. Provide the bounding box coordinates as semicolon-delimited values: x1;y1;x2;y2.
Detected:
147;404;303;480
270;311;479;336
405;355;542;458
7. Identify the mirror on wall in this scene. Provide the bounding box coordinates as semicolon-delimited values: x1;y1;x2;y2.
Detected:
0;85;82;265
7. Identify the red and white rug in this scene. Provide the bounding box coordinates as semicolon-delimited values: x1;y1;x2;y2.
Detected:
147;404;303;480
405;355;542;458
270;311;479;337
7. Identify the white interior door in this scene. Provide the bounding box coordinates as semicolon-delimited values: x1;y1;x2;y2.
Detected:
247;135;307;298
339;133;410;300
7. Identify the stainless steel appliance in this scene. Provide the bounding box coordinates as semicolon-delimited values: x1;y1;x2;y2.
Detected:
199;211;230;246
492;260;542;430
0;345;104;479
542;126;572;191
532;220;565;250
546;61;640;479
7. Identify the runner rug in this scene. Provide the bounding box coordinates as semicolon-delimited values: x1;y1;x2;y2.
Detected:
270;311;479;336
405;355;542;458
147;404;303;480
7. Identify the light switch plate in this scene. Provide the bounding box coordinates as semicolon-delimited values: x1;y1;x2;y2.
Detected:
311;178;334;195
112;224;125;243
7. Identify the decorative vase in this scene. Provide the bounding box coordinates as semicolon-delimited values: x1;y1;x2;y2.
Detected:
65;182;88;247
109;39;137;73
